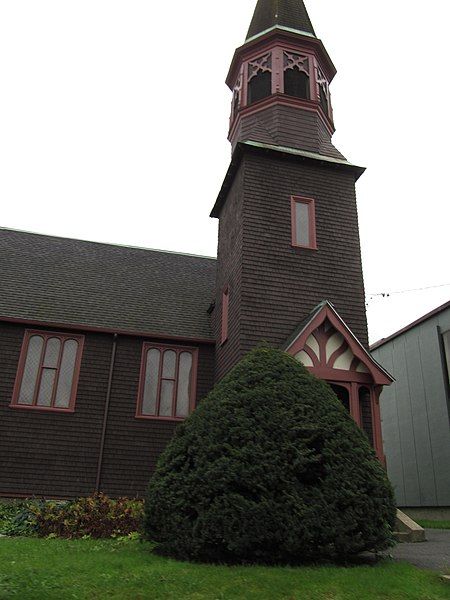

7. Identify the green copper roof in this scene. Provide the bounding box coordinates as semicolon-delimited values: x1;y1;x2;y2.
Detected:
246;0;316;40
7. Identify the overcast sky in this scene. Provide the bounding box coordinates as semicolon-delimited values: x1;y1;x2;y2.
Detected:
0;0;448;344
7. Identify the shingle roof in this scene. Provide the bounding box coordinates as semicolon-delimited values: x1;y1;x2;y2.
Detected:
246;0;316;40
0;228;217;340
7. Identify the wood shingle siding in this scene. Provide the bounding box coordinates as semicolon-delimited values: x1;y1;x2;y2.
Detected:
0;323;109;497
212;167;245;381
98;337;215;498
0;322;215;498
213;146;368;379
232;104;344;160
242;151;368;346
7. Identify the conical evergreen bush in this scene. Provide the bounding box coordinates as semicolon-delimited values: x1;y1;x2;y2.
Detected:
145;346;396;563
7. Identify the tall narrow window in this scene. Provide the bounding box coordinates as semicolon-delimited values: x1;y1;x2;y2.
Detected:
330;384;350;413
232;75;242;120
247;54;272;105
137;345;198;420
317;68;330;116
11;331;84;412
359;386;374;445
221;286;229;345
283;52;310;100
319;85;329;114
291;196;317;249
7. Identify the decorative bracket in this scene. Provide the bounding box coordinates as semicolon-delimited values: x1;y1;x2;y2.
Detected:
248;53;272;82
283;51;309;74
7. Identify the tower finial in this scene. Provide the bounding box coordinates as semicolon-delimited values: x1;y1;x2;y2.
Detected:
246;0;316;40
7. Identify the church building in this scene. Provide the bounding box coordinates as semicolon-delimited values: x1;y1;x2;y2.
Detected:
0;0;393;499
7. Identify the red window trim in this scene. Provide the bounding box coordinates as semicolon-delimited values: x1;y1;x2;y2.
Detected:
291;195;317;250
136;344;198;421
10;329;85;413
221;286;229;345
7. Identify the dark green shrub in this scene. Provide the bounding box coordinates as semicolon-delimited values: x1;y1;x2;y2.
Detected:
145;346;396;564
33;494;144;538
0;500;42;536
0;501;19;533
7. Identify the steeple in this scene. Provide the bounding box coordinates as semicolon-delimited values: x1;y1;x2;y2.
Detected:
247;0;316;40
226;0;343;160
212;0;373;461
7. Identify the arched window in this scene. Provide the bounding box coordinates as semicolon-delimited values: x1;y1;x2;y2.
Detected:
233;90;240;116
359;386;374;445
247;54;272;105
283;52;310;100
319;85;329;114
12;331;84;411
137;345;197;420
330;384;350;413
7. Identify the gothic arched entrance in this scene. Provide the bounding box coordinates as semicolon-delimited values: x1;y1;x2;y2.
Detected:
283;301;393;462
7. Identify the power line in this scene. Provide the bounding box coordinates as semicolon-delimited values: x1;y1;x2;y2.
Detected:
367;282;450;300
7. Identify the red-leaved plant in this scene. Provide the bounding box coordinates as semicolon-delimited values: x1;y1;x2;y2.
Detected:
32;493;144;539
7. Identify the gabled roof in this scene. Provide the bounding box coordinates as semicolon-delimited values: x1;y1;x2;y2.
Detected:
282;300;326;350
371;299;450;350
0;228;217;341
246;0;316;40
283;300;394;385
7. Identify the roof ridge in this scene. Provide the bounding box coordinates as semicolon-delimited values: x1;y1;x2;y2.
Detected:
0;226;217;262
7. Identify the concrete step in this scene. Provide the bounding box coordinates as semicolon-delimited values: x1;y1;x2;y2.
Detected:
394;531;412;543
395;509;426;543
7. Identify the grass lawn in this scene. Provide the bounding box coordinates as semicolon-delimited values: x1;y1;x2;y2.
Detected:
0;538;448;600
417;520;450;530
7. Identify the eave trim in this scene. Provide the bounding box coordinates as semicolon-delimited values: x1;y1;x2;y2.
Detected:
244;140;364;171
283;300;394;385
0;315;215;345
245;25;317;44
210;141;365;218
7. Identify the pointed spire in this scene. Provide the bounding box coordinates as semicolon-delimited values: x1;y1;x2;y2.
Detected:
246;0;316;40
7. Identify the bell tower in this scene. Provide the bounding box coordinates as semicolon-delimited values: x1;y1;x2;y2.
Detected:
227;0;341;159
211;0;391;460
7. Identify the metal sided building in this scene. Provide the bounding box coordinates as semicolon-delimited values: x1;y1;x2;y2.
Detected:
372;301;450;510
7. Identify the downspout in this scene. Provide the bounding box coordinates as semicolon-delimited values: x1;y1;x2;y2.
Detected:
95;333;118;494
